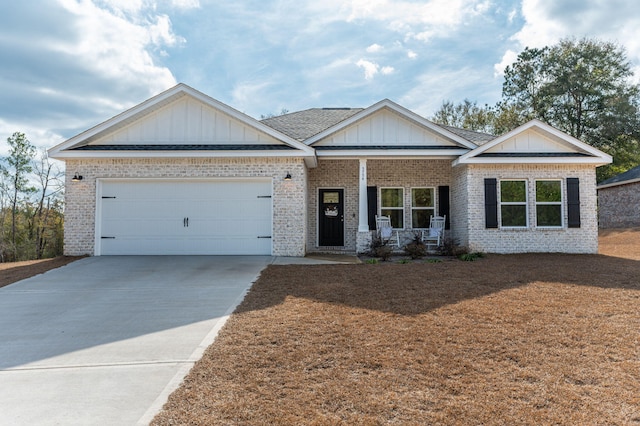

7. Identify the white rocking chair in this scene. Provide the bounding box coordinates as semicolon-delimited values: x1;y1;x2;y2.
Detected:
421;215;446;250
375;215;400;248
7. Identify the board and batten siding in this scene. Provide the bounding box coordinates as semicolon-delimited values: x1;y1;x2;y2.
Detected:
90;96;284;146
312;109;460;147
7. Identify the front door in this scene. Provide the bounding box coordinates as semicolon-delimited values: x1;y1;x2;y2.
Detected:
319;189;344;246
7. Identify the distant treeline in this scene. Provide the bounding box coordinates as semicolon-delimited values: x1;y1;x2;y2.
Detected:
1;132;64;262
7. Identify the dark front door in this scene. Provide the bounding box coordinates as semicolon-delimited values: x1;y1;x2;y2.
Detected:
319;189;344;246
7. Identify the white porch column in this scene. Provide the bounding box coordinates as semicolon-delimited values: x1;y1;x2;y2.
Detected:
358;158;369;232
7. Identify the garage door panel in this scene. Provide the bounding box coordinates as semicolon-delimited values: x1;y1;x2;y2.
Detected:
99;180;272;255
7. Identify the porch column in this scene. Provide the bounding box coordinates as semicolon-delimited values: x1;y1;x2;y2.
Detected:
358;158;369;232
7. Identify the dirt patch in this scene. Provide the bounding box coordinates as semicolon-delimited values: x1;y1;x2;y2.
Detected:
152;233;640;425
0;256;84;288
599;227;640;260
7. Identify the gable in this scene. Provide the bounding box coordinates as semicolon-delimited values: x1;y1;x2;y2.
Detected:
48;84;316;164
312;108;463;148
454;120;612;165
89;95;283;147
484;128;585;154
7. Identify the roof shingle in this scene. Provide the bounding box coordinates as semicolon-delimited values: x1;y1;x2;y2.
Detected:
261;107;496;145
260;108;363;141
598;164;640;186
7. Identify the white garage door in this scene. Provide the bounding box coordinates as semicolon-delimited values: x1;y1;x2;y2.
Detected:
98;179;272;255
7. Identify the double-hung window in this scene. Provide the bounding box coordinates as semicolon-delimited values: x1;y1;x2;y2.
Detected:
411;188;435;229
381;188;404;229
536;180;562;227
500;180;527;227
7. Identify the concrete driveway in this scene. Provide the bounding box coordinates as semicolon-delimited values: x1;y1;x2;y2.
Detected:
0;256;274;425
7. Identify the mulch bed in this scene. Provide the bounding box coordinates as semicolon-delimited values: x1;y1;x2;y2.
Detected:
152;232;640;425
0;256;84;289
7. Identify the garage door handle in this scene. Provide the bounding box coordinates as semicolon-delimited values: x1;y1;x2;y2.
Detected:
183;217;189;227
257;236;272;239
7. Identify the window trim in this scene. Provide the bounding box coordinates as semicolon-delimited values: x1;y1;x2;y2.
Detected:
380;187;404;229
499;179;529;229
535;179;563;228
410;187;436;229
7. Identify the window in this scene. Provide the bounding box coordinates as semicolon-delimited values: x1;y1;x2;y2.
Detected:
536;180;562;227
411;188;435;228
380;188;404;228
500;180;527;227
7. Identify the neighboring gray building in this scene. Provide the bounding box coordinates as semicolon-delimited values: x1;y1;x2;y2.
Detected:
48;84;612;256
597;165;640;228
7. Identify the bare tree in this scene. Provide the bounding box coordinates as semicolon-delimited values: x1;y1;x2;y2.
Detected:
31;149;64;258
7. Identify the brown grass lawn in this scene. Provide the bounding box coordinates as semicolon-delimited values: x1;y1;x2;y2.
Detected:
0;234;637;424
152;231;640;425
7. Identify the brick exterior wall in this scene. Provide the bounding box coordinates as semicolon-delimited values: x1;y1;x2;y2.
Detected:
307;159;453;253
598;182;640;228
453;164;599;253
66;157;600;256
64;157;307;256
451;165;469;248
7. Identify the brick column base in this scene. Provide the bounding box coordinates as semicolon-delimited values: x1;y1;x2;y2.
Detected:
356;231;373;254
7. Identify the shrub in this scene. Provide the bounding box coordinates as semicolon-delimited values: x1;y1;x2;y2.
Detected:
403;232;427;259
365;258;379;264
425;258;442;264
458;252;485;261
437;237;468;257
374;245;393;261
370;235;393;261
397;259;411;264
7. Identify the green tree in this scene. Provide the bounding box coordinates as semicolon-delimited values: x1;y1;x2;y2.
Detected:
503;38;640;180
432;38;640;182
431;99;496;134
2;132;37;255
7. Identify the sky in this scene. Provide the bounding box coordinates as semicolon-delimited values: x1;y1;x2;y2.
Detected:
1;0;640;153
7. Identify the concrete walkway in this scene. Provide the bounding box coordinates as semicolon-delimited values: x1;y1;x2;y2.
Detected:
0;256;277;425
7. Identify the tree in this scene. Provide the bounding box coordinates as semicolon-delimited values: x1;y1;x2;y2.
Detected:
501;46;549;124
432;38;640;181
431;99;496;134
260;108;289;120
502;38;640;180
2;132;37;253
30;149;64;258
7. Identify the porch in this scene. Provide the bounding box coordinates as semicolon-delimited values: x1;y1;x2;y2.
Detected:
306;158;453;254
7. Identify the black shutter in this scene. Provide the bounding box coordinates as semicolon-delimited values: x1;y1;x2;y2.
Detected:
367;186;378;231
484;178;498;228
567;178;580;228
438;185;450;229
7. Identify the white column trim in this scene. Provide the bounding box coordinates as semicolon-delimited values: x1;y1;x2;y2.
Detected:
358;158;369;232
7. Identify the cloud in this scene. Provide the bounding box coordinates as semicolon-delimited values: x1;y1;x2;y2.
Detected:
494;49;518;77
344;0;493;42
0;1;181;142
508;0;640;84
514;0;640;50
381;66;395;75
231;81;272;112
407;50;418;59
355;59;394;80
366;43;383;53
170;0;200;8
356;59;380;80
400;65;497;118
0;118;65;154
